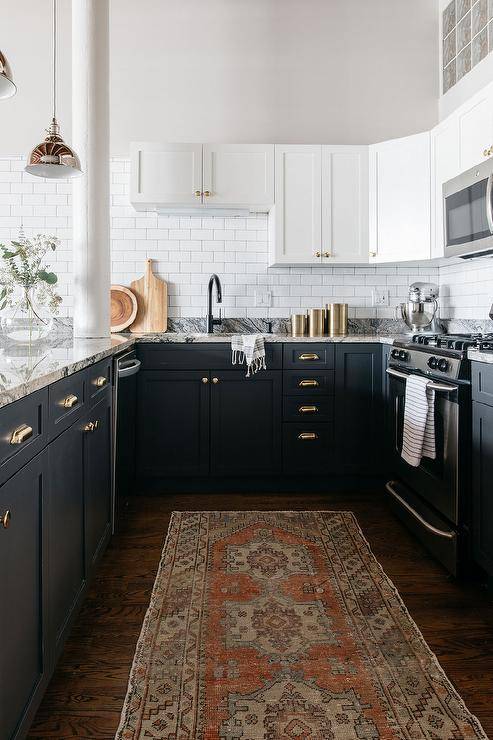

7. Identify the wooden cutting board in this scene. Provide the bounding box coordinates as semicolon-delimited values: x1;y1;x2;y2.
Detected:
130;259;168;333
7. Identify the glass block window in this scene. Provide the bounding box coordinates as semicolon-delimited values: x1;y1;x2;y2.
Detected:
443;0;493;93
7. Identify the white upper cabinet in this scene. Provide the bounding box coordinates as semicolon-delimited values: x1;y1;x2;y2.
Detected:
202;144;274;207
457;85;493;172
270;145;322;266
130;143;274;211
430;117;460;259
322;146;369;264
369;132;431;263
130;143;203;209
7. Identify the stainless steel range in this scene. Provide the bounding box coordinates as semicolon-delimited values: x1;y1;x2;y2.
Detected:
385;333;483;575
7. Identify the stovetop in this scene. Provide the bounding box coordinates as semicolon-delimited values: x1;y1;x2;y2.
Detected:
408;333;493;352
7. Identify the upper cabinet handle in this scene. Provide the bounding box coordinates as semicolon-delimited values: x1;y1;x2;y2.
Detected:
299;353;319;361
194;190;202;197
63;394;78;409
484;147;492;158
314;251;321;258
203;190;211;197
10;424;33;445
323;251;331;258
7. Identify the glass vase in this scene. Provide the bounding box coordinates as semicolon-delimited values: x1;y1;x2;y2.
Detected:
1;288;53;344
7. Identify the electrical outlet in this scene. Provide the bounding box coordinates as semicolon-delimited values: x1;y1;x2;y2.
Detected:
371;288;390;307
254;290;272;308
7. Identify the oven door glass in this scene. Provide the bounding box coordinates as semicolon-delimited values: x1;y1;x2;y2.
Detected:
389;374;459;524
445;177;491;247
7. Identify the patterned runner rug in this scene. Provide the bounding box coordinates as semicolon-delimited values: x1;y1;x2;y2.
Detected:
116;511;487;739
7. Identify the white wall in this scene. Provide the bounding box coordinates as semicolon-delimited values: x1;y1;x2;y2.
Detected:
1;0;439;157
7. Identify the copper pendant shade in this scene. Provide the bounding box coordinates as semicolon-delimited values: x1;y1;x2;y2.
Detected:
25;0;82;179
0;50;16;99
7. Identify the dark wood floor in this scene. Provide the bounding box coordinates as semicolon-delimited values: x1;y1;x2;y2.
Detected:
28;491;493;739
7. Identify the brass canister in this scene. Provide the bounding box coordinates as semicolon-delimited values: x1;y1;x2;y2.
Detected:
328;303;348;336
308;308;324;337
291;314;307;337
324;304;331;335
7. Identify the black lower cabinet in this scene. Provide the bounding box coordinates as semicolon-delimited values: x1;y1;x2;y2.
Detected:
210;370;281;475
0;451;49;740
48;423;85;659
137;371;209;477
283;423;334;474
472;400;493;576
84;393;113;571
335;345;383;474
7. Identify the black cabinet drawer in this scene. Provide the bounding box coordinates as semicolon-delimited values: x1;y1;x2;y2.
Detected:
283;396;333;422
0;389;48;485
138;342;282;370
86;357;112;402
283;370;334;396
48;370;86;439
472;362;493;405
283;343;334;369
282;423;334;474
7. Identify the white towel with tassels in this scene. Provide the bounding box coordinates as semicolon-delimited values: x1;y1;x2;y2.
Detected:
401;374;436;467
231;334;267;377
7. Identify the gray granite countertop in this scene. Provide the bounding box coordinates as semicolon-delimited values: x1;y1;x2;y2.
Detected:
468;349;493;364
0;332;398;409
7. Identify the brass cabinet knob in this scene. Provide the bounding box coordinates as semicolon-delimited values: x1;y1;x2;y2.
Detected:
299;379;319;388
63;394;78;409
1;510;11;529
298;432;318;441
323;251;331;258
203;190;211;197
195;190;202;196
299;353;319;361
484;147;492;157
10;424;33;445
369;251;377;258
212;377;219;384
84;420;99;433
314;251;321;258
299;405;318;414
202;377;209;384
94;376;107;388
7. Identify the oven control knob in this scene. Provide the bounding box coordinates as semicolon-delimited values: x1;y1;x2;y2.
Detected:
391;349;400;359
437;358;449;372
398;350;409;361
428;356;438;369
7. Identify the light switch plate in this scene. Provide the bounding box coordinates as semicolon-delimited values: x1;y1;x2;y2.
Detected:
372;288;390;307
254;290;272;308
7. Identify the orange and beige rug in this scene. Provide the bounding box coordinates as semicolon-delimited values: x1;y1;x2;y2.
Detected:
116;511;487;739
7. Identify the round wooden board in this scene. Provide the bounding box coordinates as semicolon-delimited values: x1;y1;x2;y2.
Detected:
110;285;138;332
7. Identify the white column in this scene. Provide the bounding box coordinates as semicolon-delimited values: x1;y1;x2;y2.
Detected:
72;0;110;338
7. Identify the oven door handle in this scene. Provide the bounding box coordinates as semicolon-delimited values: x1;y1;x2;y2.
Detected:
386;482;456;540
385;367;458;393
486;173;493;235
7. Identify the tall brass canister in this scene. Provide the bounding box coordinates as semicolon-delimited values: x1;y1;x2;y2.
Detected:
328;303;348;337
308;308;324;337
291;313;307;337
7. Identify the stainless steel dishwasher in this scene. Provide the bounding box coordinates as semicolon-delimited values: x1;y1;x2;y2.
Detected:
113;349;141;530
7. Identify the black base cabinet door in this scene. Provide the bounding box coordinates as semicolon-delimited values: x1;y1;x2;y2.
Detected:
84;393;112;571
136;370;209;477
210;370;282;475
472;401;493;575
335;345;383;474
0;450;48;740
48;422;85;660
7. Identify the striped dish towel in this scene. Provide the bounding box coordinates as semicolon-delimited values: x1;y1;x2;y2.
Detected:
401;374;436;468
231;334;266;377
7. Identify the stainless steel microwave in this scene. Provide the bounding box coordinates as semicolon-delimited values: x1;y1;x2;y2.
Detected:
443;158;493;259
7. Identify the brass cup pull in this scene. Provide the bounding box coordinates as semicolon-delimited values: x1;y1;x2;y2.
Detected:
299;353;319;361
299;379;319;388
95;376;107;388
1;510;11;529
299;405;318;414
195;190;202;196
84;420;99;433
63;394;78;409
212;377;219;384
203;190;211;197
202;377;209;384
10;424;33;445
298;432;318;441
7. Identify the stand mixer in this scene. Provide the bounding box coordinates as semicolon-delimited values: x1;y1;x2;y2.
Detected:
397;282;443;334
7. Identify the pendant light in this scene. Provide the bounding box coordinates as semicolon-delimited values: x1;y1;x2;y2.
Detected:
0;50;16;99
25;0;82;179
